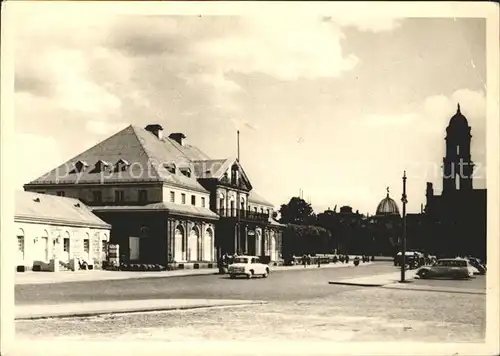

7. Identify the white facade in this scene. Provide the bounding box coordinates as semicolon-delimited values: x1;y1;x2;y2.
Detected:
15;219;110;271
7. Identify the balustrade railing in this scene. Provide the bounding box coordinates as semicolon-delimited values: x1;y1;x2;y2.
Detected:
217;208;269;222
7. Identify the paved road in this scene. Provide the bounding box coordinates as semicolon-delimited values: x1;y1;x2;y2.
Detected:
15;262;487;343
16;263;396;305
16;283;486;343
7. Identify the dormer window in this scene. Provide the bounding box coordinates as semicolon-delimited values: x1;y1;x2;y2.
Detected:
164;163;176;174
116;159;130;172
180;167;191;178
74;160;89;172
96;160;110;172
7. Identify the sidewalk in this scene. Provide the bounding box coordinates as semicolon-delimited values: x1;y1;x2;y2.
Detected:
16;260;374;285
15;298;266;320
329;269;418;287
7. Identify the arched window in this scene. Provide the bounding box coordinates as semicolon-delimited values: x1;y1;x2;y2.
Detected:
188;227;200;261
140;226;149;238
270;231;277;261
174;225;186;262
204;228;214;262
219;193;225;214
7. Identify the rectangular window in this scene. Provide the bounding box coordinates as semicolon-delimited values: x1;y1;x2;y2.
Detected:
170;191;175;203
101;240;107;254
63;238;70;252
92;191;102;203
57;191;65;197
84;239;90;253
138;189;148;203
201;197;206;208
115;190;125;203
191;195;196;206
17;236;24;253
181;193;186;204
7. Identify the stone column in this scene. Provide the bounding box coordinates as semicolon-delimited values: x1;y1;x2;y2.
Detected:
185;220;189;261
244;225;248;254
200;222;205;261
166;218;173;264
234;224;238;254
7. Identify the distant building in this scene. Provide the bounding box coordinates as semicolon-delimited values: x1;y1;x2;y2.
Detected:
15;191;111;271
424;104;487;260
24;124;282;267
371;189;402;255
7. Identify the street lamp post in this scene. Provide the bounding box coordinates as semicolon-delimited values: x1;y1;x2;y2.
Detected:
400;171;408;282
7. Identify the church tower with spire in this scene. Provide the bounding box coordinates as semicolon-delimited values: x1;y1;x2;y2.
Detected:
442;103;474;195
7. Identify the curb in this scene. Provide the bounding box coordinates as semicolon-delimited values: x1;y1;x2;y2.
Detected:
16;262;380;286
15;301;267;321
328;281;385;287
382;285;486;295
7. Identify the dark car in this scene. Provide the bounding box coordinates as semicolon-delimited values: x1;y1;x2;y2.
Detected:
394;251;419;267
416;258;473;280
467;257;486;275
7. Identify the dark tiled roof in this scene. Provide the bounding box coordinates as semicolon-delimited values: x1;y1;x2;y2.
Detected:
192;158;232;179
248;190;274;207
92;202;219;220
15;191;111;228
25;123;274;210
167;138;211;161
25;125;209;193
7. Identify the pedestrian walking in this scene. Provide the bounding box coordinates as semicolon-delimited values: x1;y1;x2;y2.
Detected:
302;254;307;268
317;256;321;268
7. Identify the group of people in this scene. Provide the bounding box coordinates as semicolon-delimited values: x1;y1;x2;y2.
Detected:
218;252;240;273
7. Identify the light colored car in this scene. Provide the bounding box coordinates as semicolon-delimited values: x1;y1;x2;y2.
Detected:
416;258;473;280
228;255;270;279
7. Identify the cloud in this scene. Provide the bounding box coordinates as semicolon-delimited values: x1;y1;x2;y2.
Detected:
15;133;62;187
362;113;419;126
192;17;359;81
85;120;127;136
348;88;486;197
330;17;404;33
14;14;360;142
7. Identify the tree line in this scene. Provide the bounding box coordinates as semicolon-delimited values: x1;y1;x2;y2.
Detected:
278;197;376;257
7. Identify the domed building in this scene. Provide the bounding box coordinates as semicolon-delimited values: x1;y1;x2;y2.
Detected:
376;189;401;216
369;188;403;256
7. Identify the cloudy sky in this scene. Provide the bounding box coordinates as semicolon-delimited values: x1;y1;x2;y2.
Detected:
11;5;487;215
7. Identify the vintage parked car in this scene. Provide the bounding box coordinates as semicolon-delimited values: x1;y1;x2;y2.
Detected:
394;251;420;266
416;258;473;280
228;255;270;279
465;257;486;275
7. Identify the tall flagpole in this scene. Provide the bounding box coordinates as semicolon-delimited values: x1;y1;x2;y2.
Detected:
236;129;241;254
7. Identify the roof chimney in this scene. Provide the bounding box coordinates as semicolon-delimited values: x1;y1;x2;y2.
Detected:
169;132;186;146
145;124;164;140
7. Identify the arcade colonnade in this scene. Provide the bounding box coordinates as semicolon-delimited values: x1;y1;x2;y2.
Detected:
167;218;216;263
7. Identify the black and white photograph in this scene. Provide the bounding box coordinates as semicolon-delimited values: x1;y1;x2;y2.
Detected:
1;1;499;356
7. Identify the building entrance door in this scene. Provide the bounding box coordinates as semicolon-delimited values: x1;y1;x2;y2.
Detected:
247;230;256;256
129;237;140;261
